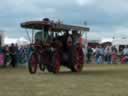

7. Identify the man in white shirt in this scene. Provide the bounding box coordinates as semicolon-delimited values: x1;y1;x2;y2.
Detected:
123;46;128;56
104;44;112;64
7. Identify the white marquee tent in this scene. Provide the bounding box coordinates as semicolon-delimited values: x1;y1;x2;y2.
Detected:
4;37;30;45
99;38;113;44
112;38;128;46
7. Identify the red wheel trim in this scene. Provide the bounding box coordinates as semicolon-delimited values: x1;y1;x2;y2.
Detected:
31;56;37;68
55;54;61;73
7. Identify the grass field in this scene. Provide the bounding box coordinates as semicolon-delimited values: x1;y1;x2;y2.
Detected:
0;64;128;96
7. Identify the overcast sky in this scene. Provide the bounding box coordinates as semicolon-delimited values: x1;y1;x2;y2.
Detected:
0;0;128;39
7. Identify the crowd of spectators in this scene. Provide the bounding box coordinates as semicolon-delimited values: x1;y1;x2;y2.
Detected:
1;42;128;67
0;43;33;68
86;44;128;64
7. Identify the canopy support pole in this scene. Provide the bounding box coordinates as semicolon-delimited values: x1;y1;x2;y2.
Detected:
42;27;44;43
25;29;31;43
32;28;34;44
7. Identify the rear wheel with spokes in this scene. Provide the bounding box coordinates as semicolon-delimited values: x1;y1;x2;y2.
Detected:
73;47;84;72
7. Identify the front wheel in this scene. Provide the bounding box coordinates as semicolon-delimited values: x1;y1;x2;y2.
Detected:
71;47;84;72
38;55;46;72
28;52;38;74
51;51;61;73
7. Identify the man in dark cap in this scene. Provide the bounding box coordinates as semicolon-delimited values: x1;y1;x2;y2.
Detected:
9;43;17;67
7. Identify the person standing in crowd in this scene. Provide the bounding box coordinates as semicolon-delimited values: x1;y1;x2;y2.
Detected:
86;46;93;64
122;46;128;56
26;44;32;62
112;46;118;64
99;45;104;64
28;44;34;55
95;45;104;64
23;46;28;64
15;44;19;64
95;45;100;64
9;43;17;67
3;45;10;67
19;46;25;64
104;44;112;64
121;46;128;64
0;45;4;67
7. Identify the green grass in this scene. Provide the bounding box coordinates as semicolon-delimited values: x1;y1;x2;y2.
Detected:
0;64;128;96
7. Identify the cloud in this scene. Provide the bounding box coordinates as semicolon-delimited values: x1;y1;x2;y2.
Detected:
98;0;128;14
87;25;128;40
0;0;128;40
76;0;95;6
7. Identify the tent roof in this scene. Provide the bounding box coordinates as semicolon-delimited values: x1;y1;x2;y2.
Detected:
112;38;128;45
100;38;113;44
4;37;29;45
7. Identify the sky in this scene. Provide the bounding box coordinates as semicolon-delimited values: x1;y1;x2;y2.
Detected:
0;0;128;40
